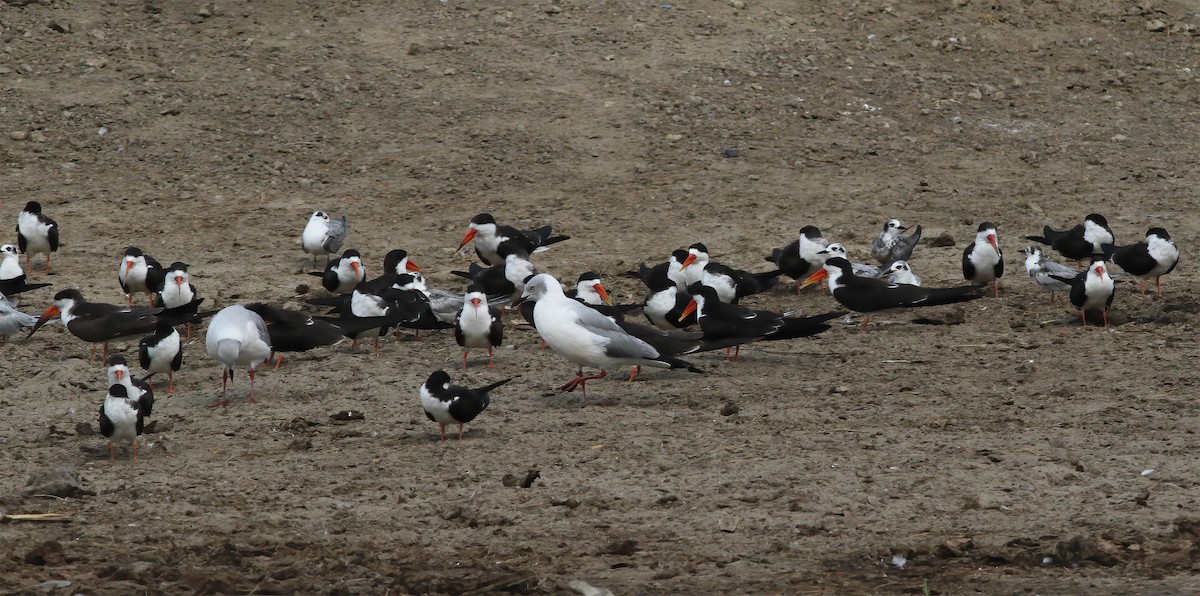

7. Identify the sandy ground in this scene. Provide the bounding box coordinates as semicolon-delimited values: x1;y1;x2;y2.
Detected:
2;0;1199;593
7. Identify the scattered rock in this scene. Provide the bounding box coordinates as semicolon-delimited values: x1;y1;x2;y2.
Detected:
24;540;65;566
549;497;580;508
74;422;95;436
329;410;365;422
721;148;741;158
720;402;738;416
1146;19;1167;32
24;465;94;499
934;536;974;558
288;438;313;451
521;470;541;488
912;307;967;325
656;494;678;505
10;131;29;141
600;539;638;556
927;231;955;247
294;283;309;294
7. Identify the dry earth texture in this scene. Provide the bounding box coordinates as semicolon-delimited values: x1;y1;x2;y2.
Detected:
2;0;1199;594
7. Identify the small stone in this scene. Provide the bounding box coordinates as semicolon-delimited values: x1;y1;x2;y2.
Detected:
729;0;746;8
832;385;849;394
329;410;365;422
29;131;47;143
968;87;983;99
10;131;28;141
601;539;638;556
720;402;738;416
1145;19;1167;32
294;283;310;294
288;438;313;451
722;148;741;158
24;465;94;499
1110;134;1129;142
545;5;561;14
549;497;580;508
521;470;541;488
75;422;95;436
927;231;955;247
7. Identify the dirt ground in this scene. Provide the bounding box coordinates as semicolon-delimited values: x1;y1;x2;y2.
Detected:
2;0;1199;593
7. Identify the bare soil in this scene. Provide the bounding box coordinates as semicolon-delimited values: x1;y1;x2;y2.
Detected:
2;0;1199;593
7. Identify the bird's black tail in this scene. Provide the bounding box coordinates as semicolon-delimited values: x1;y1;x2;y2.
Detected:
924;285;987;305
764;310;844;341
476;377;515;394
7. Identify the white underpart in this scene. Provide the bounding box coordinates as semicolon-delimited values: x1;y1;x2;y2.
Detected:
0;246;23;279
18;211;54;255
967;230;1002;283
458;293;495;349
1082;219;1113;250
102;395;141;447
643;287;680;330
420;383;456;425
1143;235;1179;279
1081;266;1115;311
144;328;181;375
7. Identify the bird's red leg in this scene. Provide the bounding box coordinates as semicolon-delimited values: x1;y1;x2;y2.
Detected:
1138;282;1146;295
1157;278;1164;297
186;322;193;339
559;369;608;406
439;424;446;442
102;343;110;363
1102;309;1109;327
1081;310;1087;326
90;345;98;363
127;295;133;308
457;424;465;440
247;369;257;403
132;441;138;462
860;316;871;330
487;347;494;368
627;366;640;382
993;281;1001;298
539;339;546;351
108;442;115;461
351;339;359;350
462;350;469;369
44;254;50;273
272;353;284;370
374;336;381;357
733;345;741;361
167;372;174;394
724;347;732;362
26;255;32;271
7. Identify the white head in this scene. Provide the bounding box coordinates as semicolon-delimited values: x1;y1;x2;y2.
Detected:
0;244;17;259
310;210;329;222
521;273;564;301
880;219;905;237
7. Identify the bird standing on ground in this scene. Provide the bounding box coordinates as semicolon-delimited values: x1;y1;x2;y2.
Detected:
419;370;511;441
522;273;700;405
803;257;983;328
1106;228;1179;297
205;305;272;406
16;201;59;273
28;289;161;363
118;247;166;308
99;383;153;461
139;320;183;393
455;290;503;369
301;210;347;266
1050;261;1115;327
1022;246;1075;302
1025;214;1114;264
963;222;1003;296
457;212;570;266
871;219;922;264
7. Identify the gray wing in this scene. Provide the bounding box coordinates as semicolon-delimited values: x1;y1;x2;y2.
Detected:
895;226;922;259
252;312;272;346
852;262;881;277
572;302;659;359
425;289;464;322
323;216;347;253
870;235;890;262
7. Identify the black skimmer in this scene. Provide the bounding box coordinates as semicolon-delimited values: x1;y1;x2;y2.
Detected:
455;290;503;368
766;225;829;293
962;222;1003;296
457;212;570;266
420;370;512;441
0;292;38;340
138;320;182;393
98;383;153;461
669;243;709;290
1049;261;1115;326
678;243;782;304
1025;214;1114;264
568;271;640;320
16;201;59;273
152;262;205;338
871;219;922;264
641;269;696;331
29;289;160;363
450;253;537;304
521;273;700;405
118;247;166;307
300;210;348;266
205;305;272;406
312;249;366;294
0;244;51;296
245;302;361;368
1105;228;1179;296
631;249;691;291
679;283;841;360
802;257;984;328
106;354;154;404
820;244;881;277
1022;246;1075;302
878;260;922;286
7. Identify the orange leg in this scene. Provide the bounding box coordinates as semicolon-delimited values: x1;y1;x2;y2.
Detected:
628;366;640;382
167;371;175;393
559;369;608;406
1156;278;1164;297
108;442;116;461
860;316;871;330
486;347;494;368
247;368;257;402
438;424;447;442
185;322;193;339
457;424;465;440
271;353;284;370
132;441;139;462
